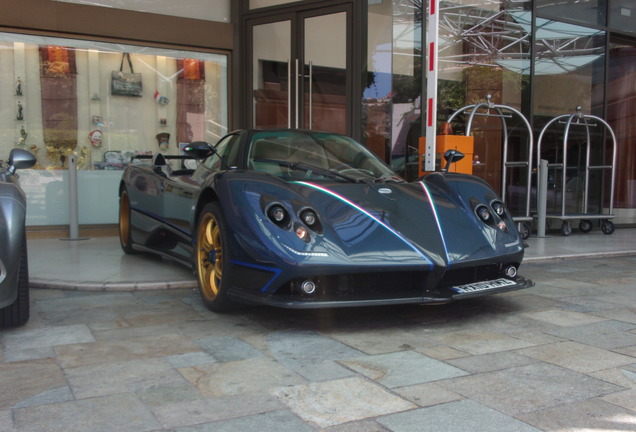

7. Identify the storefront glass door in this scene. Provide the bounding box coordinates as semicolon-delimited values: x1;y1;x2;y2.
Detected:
250;6;351;135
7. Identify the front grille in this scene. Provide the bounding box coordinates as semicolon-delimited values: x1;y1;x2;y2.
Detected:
439;264;503;288
275;271;432;301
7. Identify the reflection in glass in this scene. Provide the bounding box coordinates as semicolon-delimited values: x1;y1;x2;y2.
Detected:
437;1;531;194
303;12;348;135
0;33;228;171
609;0;636;34
536;0;606;27
0;32;228;225
532;18;606;216
364;0;422;180
252;20;291;129
608;39;636;208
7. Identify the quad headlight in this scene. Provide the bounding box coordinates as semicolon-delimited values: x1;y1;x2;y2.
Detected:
476;205;492;222
267;204;290;227
491;201;506;217
300;208;323;234
475;201;510;233
300;209;317;227
265;203;323;238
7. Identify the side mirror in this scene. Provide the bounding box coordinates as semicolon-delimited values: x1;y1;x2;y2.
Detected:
7;148;36;174
442;149;465;172
183;141;215;160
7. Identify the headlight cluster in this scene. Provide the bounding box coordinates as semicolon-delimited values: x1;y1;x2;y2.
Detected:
265;203;323;242
475;200;509;233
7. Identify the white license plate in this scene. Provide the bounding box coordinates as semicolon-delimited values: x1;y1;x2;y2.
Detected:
451;278;517;294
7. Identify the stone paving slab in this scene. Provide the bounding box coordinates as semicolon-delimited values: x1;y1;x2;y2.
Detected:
340;350;468;388
440;362;624;416
2;255;636;431
272;377;416;428
378;399;542;432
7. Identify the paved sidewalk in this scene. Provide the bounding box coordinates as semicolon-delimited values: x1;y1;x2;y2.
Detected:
2;254;636;431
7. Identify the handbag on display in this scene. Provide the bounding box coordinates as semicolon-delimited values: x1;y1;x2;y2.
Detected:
111;53;142;97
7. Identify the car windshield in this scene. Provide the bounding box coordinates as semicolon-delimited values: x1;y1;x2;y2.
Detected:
247;130;402;183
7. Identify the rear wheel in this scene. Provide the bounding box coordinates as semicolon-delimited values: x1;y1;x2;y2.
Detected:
119;188;136;254
195;202;235;312
0;236;30;327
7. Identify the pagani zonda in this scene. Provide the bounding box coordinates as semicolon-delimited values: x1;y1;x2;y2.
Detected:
119;129;533;311
0;148;36;326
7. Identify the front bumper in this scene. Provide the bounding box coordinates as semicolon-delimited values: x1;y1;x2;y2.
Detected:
227;274;534;309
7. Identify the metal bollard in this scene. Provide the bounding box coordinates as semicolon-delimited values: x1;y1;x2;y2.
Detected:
537;159;548;237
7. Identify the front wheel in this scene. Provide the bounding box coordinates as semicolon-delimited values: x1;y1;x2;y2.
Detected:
195;202;235;312
0;236;30;327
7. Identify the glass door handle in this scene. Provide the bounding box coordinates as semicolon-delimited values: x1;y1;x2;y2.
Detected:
295;58;300;129
287;59;291;129
308;61;313;129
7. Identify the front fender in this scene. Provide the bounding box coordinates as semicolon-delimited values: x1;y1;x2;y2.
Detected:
0;184;27;307
422;172;524;264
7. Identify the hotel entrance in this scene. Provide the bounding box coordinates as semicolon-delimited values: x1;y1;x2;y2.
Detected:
246;4;354;135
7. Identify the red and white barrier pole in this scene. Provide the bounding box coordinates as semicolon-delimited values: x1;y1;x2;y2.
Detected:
424;0;439;172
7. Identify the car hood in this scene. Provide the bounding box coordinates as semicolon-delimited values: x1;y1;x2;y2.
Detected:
224;169;524;271
284;177;523;267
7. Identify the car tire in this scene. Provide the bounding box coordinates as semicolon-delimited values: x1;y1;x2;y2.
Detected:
195;202;235;312
119;188;137;254
0;236;30;327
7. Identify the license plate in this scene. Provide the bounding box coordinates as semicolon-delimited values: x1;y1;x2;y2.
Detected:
451;278;516;294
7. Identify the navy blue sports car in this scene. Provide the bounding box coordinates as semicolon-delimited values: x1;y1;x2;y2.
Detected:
119;129;533;311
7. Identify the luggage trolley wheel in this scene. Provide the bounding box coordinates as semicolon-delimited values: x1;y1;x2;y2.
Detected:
560;221;572;236
601;219;615;235
579;219;593;233
518;222;531;240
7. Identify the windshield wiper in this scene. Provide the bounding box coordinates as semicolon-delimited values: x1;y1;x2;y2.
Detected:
373;175;405;183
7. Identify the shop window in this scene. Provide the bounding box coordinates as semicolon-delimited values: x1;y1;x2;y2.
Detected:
0;32;228;226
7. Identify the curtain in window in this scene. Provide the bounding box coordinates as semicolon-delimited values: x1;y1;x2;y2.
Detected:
39;46;78;166
176;59;206;145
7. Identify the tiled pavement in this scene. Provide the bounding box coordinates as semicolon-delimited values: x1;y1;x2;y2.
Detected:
2;231;636;431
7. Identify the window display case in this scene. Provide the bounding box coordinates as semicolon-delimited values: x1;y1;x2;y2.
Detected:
0;32;229;226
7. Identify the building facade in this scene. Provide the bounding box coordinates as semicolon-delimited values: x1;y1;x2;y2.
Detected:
0;0;634;232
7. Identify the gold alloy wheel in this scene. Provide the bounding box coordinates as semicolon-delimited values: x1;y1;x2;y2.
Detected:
196;211;223;302
119;190;131;248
